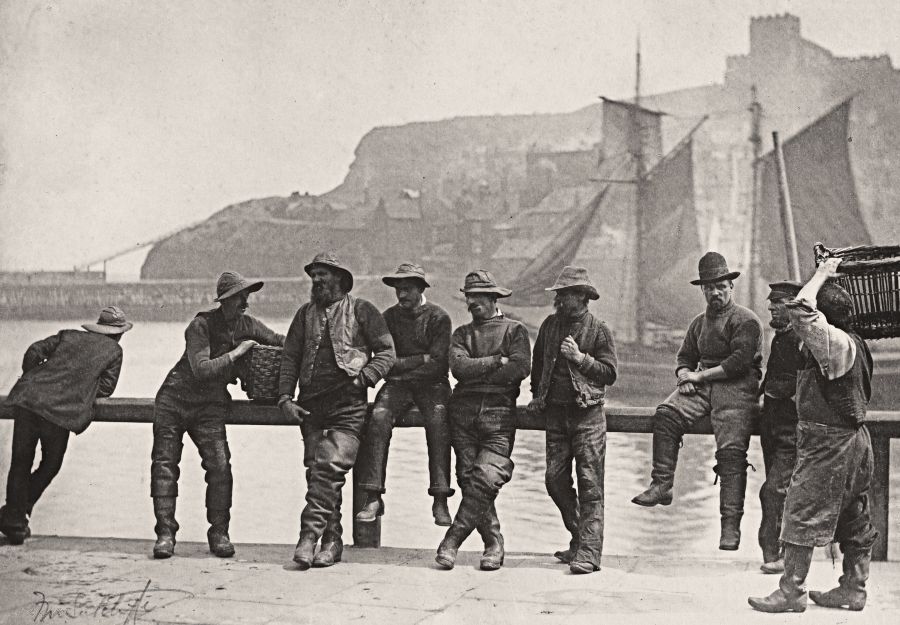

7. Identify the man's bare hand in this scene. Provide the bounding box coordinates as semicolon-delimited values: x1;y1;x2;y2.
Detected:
677;381;697;396
677;369;701;385
560;336;583;362
280;399;309;424
817;257;843;278
499;356;510;365
232;339;258;359
352;377;365;389
527;398;545;415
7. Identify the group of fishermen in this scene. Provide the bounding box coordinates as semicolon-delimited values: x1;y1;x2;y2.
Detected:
0;249;877;612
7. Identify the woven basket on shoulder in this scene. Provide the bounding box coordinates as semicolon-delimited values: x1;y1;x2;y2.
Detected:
815;242;900;339
239;345;283;403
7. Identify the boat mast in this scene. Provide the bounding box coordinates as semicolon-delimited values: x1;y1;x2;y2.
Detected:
748;85;762;311
631;34;647;344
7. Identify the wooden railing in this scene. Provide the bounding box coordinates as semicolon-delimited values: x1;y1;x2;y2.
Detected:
2;399;898;560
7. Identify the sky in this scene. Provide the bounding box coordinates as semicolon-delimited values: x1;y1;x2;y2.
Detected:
1;0;899;271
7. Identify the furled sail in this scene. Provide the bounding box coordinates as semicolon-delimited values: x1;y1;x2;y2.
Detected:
757;98;870;280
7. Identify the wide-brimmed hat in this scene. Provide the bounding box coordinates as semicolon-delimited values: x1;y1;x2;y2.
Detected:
460;269;512;298
545;265;599;300
304;251;354;292
213;271;264;302
82;306;133;335
690;251;741;285
767;280;803;301
382;262;430;288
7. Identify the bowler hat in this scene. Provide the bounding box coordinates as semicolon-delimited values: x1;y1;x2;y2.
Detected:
82;305;133;335
690;251;741;285
213;271;264;302
545;266;599;300
767;280;803;301
304;252;354;292
382;262;430;288
460;270;512;298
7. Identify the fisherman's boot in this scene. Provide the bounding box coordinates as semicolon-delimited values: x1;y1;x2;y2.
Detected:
293;531;318;571
715;452;748;551
432;495;452;527
355;492;384;523
554;506;580;564
313;508;344;568
632;408;681;507
436;491;489;570
810;548;869;611
748;543;813;613
207;509;235;558
476;503;504;571
152;497;179;559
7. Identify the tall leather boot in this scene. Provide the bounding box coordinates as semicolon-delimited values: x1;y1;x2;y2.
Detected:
632;409;681;507
207;509;235;558
293;531;318;570
748;543;813;613
476;503;504;571
810;548;869;611
314;502;344;568
436;490;492;570
152;497;179;559
716;457;748;551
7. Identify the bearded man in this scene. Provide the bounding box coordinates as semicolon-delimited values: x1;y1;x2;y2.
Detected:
278;252;395;570
528;266;617;574
632;252;763;551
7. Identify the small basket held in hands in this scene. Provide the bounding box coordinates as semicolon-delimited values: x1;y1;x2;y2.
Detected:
814;242;900;339
238;345;283;403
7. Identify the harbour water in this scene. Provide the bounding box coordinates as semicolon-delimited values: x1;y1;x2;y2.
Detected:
0;319;897;561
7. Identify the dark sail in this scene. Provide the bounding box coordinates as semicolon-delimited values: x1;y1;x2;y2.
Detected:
639;137;704;328
506;186;609;306
757;99;870;280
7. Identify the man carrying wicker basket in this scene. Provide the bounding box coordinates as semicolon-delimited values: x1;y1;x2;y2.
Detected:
278;252;395;570
150;272;285;559
749;258;878;613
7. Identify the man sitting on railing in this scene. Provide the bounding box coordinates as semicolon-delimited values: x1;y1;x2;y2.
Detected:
749;258;877;613
528;266;617;575
435;270;531;571
278;252;395;570
632;252;763;552
149;272;284;560
354;263;455;527
0;306;132;545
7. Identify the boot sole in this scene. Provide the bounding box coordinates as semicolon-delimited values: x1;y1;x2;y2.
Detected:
153;550;174;559
719;543;739;551
210;547;235;558
435;555;455;570
312;553;342;568
480;558;503;571
631;494;673;507
293;557;312;570
747;598;806;613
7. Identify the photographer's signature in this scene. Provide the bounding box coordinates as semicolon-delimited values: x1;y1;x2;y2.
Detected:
33;579;193;624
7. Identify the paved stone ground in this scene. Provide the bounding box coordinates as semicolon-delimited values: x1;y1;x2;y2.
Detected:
1;536;898;624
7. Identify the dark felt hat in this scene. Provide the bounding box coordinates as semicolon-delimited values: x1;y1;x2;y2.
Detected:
304;252;354;292
545;266;599;300
82;305;133;335
382;262;430;288
690;251;741;285
767;280;803;301
460;269;511;298
213;271;264;302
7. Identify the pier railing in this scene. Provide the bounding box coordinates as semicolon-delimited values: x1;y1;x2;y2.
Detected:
2;399;898;561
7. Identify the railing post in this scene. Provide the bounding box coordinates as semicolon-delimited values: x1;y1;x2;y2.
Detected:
871;432;890;561
351;466;381;548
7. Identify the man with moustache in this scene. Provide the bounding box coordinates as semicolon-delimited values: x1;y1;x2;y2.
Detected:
527;266;617;574
355;263;455;527
278;252;395;570
435;270;530;571
150;272;284;559
757;280;804;574
632;252;763;552
749;258;877;613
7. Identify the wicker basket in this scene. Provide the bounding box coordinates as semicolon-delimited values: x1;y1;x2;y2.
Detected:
815;242;900;339
238;345;283;403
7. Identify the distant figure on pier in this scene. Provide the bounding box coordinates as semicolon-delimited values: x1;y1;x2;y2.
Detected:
435;270;530;571
278;252;395;570
149;272;284;559
528;266;617;574
756;280;804;574
354;263;455;527
0;306;133;545
632;252;763;552
750;258;877;613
